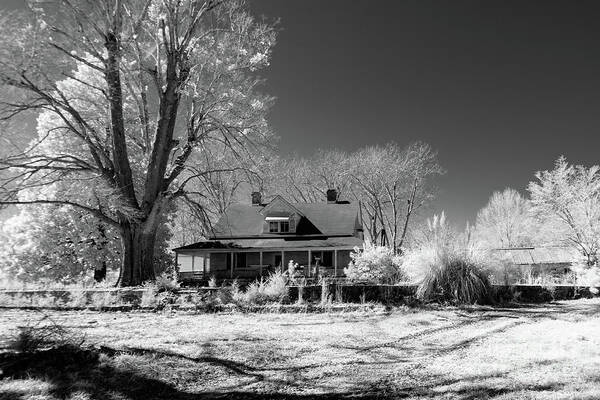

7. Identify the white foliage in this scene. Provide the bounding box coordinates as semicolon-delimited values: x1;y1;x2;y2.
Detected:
344;241;404;283
528;157;600;263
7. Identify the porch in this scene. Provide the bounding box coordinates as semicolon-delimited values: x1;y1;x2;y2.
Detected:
177;248;353;282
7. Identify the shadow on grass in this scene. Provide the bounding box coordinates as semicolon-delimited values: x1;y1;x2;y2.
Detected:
0;343;569;400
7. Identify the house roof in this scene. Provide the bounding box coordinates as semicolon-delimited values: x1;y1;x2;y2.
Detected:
173;236;363;252
491;247;580;265
210;201;360;239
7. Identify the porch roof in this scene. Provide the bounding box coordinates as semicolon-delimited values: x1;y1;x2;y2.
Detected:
173;236;362;251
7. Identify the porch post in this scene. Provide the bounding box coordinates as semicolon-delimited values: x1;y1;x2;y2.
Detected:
334;250;338;277
308;249;312;278
203;253;207;277
281;250;285;273
259;251;263;276
230;252;234;279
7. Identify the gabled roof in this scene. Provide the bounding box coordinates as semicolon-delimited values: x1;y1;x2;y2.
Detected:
210;200;360;239
260;195;303;217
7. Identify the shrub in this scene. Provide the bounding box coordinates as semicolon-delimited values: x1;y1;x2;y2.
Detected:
31;293;61;308
155;272;180;293
572;257;600;294
89;292;121;309
414;247;492;304
67;289;88;308
344;242;405;284
320;279;331;305
9;317;83;353
140;284;158;308
215;286;235;305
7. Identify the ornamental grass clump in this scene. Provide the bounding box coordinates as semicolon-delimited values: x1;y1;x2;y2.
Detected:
416;252;492;304
405;212;493;304
240;271;289;305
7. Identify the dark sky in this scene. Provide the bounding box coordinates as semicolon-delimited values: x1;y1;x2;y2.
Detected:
3;1;600;226
248;0;600;225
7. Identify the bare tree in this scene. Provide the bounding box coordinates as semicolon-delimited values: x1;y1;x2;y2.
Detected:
350;142;442;252
473;188;533;248
0;0;276;286
263;150;352;203
268;142;442;253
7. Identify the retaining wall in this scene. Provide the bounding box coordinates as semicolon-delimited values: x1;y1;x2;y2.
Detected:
0;284;598;307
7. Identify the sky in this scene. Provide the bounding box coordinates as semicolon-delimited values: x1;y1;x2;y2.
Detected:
247;0;600;225
2;0;600;226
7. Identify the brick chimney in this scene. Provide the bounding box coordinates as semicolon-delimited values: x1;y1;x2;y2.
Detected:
251;191;262;206
326;188;338;204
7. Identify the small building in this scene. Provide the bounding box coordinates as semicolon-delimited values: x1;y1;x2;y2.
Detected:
491;246;580;282
173;190;364;282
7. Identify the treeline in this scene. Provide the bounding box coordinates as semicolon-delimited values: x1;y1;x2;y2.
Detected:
472;156;600;267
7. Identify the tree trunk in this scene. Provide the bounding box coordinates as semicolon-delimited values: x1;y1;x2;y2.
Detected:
94;262;107;282
116;220;158;286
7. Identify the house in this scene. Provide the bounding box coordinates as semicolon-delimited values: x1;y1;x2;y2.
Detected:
173;189;364;282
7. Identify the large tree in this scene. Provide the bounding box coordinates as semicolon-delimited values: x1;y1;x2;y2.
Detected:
528;156;600;265
0;0;276;286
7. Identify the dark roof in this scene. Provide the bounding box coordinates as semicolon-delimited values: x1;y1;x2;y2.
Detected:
173;236;363;252
210;201;360;239
491;247;580;265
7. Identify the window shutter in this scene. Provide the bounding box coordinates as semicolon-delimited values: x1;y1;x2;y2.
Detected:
263;219;270;233
289;215;296;232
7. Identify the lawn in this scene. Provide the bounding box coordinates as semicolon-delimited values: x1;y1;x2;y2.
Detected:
1;299;599;399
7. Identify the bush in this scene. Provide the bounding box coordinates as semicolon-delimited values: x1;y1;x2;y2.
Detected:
67;289;89;307
413;246;492;304
140;284;158;308
572;257;600;294
155;272;180;293
89;292;121;309
9;317;83;353
344;242;404;284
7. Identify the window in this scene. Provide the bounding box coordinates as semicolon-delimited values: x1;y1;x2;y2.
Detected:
269;221;290;233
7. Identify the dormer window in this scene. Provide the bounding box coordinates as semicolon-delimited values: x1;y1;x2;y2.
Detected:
266;216;291;233
269;220;289;233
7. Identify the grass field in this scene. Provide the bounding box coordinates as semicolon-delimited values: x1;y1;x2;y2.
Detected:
1;299;600;399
